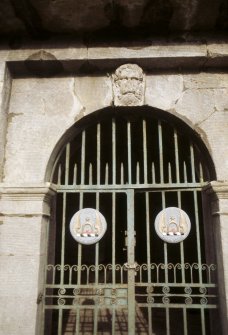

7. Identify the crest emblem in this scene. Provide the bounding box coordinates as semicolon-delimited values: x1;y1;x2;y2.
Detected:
70;208;107;245
155;207;191;243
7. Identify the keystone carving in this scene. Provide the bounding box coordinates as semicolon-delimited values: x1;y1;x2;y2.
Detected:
112;64;145;106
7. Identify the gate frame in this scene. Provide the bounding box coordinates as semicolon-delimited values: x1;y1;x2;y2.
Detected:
39;108;228;335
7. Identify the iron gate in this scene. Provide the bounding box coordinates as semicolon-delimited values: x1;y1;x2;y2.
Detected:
44;110;218;334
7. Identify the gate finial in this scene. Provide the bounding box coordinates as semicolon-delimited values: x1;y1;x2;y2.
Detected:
112;64;145;106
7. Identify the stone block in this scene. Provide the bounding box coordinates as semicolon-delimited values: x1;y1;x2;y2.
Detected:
0;296;37;335
183;73;228;89
0;255;40;297
73;76;112;115
0;216;46;256
4;78;83;184
175;88;228;126
200;111;228;180
145;74;183;110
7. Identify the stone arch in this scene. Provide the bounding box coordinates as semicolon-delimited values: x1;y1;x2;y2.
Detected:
42;105;221;334
45;106;216;183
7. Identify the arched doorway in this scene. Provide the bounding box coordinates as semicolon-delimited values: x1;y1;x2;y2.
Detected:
44;107;219;335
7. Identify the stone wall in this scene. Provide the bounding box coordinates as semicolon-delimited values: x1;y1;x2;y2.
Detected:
3;72;228;185
0;43;227;334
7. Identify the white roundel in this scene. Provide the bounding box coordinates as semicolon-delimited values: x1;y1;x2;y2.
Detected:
154;207;191;243
69;208;107;245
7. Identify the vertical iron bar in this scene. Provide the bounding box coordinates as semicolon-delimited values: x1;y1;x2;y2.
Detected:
143;119;148;184
127;122;132;184
81;130;86;185
146;193;151;280
89;163;93;185
77;193;84;285
191;143;202;283
190;143;196;183
59;143;69;314
127;190;135;335
168;162;172;183
146;192;153;335
93;192;100;335
112;192;116;284
75;193;83;335
95;193;100;284
201;309;206;335
112;118;116;185
199;162;203;183
60;192;66;285
58;309;63;335
112;307;116;335
136;162;140;184
105;163;109;184
121;163;124;184
158;121;164;183
73;164;77;185
183;162;187;183
97;123;101;185
183;308;188;335
152;162;155;183
174;129;180;183
93;123;101;335
162;191;170;335
162;192;168;283
178;191;185;283
65;143;70;185
166;309;170;335
112;192;116;334
194;190;202;282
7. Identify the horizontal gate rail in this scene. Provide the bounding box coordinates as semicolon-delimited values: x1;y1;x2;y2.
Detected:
55;183;205;191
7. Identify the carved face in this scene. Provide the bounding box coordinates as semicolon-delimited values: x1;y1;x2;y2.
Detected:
113;64;145;106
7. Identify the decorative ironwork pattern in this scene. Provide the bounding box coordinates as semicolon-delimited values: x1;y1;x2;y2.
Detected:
45;262;217;308
51;115;211;187
44;112;218;335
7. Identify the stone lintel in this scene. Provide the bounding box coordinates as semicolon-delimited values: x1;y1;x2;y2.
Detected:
1;42;227;75
203;181;228;217
0;183;56;217
203;181;228;199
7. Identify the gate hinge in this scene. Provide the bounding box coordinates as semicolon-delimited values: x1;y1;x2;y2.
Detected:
37;292;43;304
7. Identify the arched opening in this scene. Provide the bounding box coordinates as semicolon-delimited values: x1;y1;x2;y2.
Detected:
44;107;219;335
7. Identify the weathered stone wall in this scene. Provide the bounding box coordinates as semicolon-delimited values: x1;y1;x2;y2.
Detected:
3;72;228;185
0;44;227;335
0;186;54;335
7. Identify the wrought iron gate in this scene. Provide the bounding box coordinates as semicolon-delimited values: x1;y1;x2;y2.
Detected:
44;110;218;334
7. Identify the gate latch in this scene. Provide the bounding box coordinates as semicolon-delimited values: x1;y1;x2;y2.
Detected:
124;262;139;272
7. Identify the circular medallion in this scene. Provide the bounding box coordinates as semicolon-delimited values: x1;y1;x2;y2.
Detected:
154;207;191;243
69;208;107;245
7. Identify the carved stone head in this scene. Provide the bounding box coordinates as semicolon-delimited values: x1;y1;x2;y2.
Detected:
112;64;145;106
